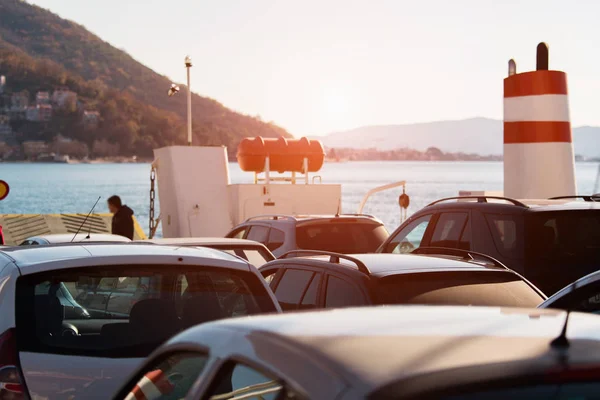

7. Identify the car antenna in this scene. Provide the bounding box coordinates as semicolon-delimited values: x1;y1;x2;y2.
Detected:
550;279;581;349
71;196;101;243
550;310;571;348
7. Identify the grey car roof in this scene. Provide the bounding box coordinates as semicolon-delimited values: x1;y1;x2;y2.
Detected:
169;305;600;396
269;253;509;277
138;237;268;247
0;243;248;273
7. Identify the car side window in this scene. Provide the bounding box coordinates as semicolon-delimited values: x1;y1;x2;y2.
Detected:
386;215;432;254
246;225;270;244
485;214;519;257
430;212;469;249
122;352;208;400
325;275;365;308
273;269;314;311
207;362;296;400
228;227;247;239
300;273;320;310
261;269;279;289
266;228;285;251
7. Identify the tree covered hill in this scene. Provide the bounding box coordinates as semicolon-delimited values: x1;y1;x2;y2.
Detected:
0;0;290;157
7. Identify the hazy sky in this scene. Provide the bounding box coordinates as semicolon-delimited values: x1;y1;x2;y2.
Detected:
27;0;600;136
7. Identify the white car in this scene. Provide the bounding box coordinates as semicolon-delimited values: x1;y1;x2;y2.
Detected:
114;306;600;400
139;237;275;267
20;233;132;245
0;243;280;399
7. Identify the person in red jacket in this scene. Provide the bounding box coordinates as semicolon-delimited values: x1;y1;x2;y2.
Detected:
0;225;4;245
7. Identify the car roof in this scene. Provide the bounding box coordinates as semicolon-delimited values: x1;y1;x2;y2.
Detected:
171;306;600;394
139;237;267;247
25;233;131;243
421;198;600;214
267;253;507;277
0;243;249;274
243;214;383;224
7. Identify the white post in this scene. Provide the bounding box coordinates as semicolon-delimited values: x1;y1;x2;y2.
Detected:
303;157;309;185
265;156;271;186
185;56;193;146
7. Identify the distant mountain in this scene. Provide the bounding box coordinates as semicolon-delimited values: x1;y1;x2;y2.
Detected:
317;118;600;159
0;0;290;156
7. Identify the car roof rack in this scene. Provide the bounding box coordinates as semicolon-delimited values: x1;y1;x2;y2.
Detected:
548;195;600;202
279;250;370;275
337;213;377;219
245;215;298;222
426;196;528;208
411;247;510;270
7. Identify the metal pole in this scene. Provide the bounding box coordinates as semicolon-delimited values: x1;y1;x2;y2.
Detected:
185;56;193;146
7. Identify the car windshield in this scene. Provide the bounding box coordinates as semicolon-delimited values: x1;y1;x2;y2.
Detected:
375;271;544;307
16;265;277;358
296;220;389;254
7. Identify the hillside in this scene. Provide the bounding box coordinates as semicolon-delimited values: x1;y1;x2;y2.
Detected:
0;0;290;156
318;118;600;159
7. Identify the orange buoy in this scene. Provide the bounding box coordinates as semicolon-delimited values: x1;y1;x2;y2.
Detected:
237;136;325;173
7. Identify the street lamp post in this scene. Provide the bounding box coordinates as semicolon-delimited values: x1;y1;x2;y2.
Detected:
185;56;193;146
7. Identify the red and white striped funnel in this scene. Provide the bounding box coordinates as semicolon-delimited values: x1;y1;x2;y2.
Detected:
503;43;576;199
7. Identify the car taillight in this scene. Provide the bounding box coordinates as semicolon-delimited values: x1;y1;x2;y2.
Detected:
0;329;25;399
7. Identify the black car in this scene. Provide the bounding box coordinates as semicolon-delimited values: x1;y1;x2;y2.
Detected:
258;248;546;311
377;195;600;295
540;269;600;314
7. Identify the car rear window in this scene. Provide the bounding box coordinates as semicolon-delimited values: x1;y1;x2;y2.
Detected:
296;220;388;254
15;265;277;358
375;271;543;307
525;210;600;263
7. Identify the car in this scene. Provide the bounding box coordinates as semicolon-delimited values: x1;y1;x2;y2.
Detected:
0;243;280;399
20;232;132;245
378;195;600;296
539;269;600;314
258;248;546;311
225;214;389;257
138;237;275;267
113;305;600;400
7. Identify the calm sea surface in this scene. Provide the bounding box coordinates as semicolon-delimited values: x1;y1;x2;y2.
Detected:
1;161;598;236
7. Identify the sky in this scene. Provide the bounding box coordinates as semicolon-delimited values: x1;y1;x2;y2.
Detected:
27;0;600;136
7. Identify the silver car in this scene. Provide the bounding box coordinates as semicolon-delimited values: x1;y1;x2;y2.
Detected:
114;305;600;400
139;237;275;267
0;243;280;399
225;214;389;257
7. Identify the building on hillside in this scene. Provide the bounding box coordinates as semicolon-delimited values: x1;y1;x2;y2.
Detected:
52;87;77;109
83;110;100;129
11;91;29;111
26;104;52;122
22;140;49;159
35;91;50;105
0;76;5;94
